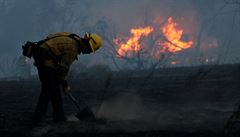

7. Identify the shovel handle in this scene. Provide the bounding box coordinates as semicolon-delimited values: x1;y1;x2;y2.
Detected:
61;80;89;111
67;92;82;111
61;80;81;110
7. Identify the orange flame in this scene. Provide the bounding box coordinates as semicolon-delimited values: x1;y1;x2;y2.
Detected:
114;17;194;60
116;26;153;56
160;17;193;52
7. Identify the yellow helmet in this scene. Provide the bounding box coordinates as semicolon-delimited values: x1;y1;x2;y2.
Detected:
84;32;102;53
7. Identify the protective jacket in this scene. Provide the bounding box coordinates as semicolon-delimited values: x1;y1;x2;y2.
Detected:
39;32;79;80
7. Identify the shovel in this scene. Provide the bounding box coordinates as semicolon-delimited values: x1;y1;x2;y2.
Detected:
67;92;107;124
66;92;96;121
61;80;95;121
62;80;107;123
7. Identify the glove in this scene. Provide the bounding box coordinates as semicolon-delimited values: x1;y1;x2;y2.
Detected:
61;80;71;94
57;66;68;80
63;86;71;94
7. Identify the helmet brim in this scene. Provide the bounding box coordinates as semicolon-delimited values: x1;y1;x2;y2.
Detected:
89;40;96;53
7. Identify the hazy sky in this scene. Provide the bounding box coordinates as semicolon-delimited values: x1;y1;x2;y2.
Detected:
0;0;239;66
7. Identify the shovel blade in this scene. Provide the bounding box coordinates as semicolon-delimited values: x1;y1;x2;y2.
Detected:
75;107;107;124
75;107;95;121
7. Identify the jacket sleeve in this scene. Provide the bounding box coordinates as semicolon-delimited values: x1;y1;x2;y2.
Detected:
57;47;77;80
42;36;79;80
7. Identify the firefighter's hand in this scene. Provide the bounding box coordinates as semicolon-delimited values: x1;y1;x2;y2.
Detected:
63;86;71;94
56;65;69;81
61;80;71;94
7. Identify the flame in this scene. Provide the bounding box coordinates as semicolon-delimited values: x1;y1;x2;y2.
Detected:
112;16;219;67
160;17;193;52
115;26;153;57
114;17;194;62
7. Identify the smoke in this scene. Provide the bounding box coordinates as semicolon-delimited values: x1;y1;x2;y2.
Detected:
96;90;142;121
0;0;239;77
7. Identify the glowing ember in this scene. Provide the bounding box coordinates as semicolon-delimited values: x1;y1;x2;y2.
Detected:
171;61;177;65
160;17;193;52
24;57;28;64
205;58;209;63
115;26;153;56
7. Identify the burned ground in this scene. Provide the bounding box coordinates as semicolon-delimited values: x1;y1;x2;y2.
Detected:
0;64;240;137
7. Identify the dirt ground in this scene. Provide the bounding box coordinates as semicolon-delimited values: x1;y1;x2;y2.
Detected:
0;65;240;137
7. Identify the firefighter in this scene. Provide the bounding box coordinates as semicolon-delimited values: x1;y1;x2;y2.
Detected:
32;32;102;124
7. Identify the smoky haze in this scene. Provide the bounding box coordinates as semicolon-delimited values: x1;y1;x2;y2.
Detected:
0;0;239;76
